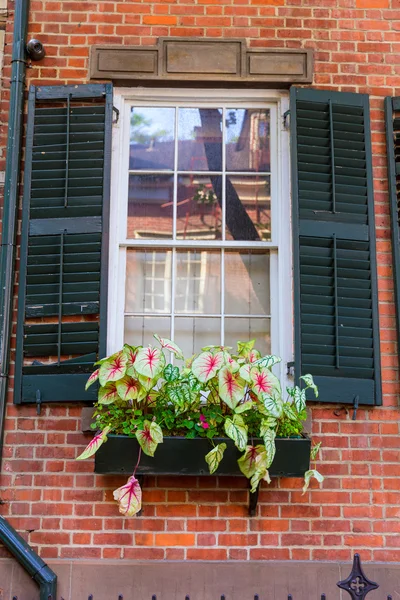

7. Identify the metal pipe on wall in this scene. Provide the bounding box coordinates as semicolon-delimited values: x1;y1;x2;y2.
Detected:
0;0;30;458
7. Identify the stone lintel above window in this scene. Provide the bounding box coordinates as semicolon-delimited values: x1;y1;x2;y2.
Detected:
89;38;313;85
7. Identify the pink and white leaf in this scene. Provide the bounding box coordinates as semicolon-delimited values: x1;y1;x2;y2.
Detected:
239;363;252;383
134;346;164;379
250;367;281;399
113;475;142;517
85;368;100;391
123;344;139;375
237;444;267;478
99;351;128;386
76;426;110;460
218;366;245;410
192;351;224;383
116;375;140;401
153;334;184;360
136;420;159;456
98;382;119;405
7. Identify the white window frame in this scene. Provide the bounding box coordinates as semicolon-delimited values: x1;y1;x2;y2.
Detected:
108;88;292;388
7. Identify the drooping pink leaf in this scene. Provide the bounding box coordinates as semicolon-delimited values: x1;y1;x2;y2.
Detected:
98;382;119;405
248;349;261;363
250;367;281;399
99;351;128;386
135;420;160;456
116;375;140;401
192;351;224;383
76;426;110;460
85;368;100;391
153;334;184;360
237;444;267;478
113;475;142;517
218;366;245;409
134;346;164;379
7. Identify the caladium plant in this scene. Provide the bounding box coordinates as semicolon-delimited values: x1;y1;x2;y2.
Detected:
78;335;323;516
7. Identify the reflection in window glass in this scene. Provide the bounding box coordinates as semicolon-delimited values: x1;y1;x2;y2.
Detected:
178;108;222;171
225;175;271;241
125;249;172;313
225;251;270;315
225;317;271;355
176;175;222;240
130;107;175;170
125;316;171;347
174;317;221;357
127;174;173;239
225;109;270;172
175;250;220;314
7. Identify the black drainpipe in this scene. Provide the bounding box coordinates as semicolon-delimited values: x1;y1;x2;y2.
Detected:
0;0;30;457
0;517;57;599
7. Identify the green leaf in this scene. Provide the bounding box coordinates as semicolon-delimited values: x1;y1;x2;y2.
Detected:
205;443;227;474
250;467;269;493
283;403;298;421
261;392;283;418
262;428;276;468
136;420;159;456
234;400;253;414
237;339;255;358
302;469;324;494
167;382;192;413
99;351;128;386
224;414;248;451
293;386;306;413
98;383;119;405
254;354;281;369
311;442;322;460
259;417;277;436
154;334;184;360
164;364;180;382
218;366;245;410
237;444;267;478
116;376;140;401
150;421;163;444
135;346;165;379
192;351;224;383
85;368;100;390
76;426;110;460
300;374;319;398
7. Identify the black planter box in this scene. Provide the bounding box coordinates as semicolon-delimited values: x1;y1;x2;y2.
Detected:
95;435;311;477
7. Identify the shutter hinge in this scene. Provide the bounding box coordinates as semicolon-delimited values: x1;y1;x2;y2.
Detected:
283;110;290;129
112;106;120;124
352;395;359;421
36;389;42;415
287;361;295;376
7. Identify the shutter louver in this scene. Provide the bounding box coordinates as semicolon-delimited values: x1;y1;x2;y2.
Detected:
14;84;112;405
291;88;381;406
385;96;400;350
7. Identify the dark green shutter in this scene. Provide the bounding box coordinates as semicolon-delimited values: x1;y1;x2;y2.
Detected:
291;87;381;406
14;84;112;405
385;96;400;348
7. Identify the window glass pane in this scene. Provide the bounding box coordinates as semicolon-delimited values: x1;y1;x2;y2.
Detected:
124;316;171;347
130;107;175;170
176;175;222;240
174;317;221;357
225;250;270;315
125;249;172;313
175;250;220;314
178;108;222;171
225;317;270;355
127;174;173;239
225;109;270;172
225;175;271;241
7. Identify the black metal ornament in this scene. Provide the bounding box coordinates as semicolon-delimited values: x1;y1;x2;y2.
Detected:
337;553;379;600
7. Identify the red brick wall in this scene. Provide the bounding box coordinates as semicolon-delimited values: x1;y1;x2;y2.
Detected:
1;0;400;562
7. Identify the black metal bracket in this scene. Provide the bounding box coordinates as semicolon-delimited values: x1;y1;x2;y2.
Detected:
249;482;260;517
337;553;378;600
352;395;359;421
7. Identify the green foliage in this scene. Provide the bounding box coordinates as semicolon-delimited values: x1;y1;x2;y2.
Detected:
81;336;322;515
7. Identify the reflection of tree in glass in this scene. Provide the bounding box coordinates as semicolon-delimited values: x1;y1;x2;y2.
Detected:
130;112;169;145
193;184;218;206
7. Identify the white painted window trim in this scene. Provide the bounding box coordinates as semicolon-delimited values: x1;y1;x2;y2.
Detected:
108;88;292;389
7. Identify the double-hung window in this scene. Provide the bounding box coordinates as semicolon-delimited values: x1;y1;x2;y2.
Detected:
109;89;291;384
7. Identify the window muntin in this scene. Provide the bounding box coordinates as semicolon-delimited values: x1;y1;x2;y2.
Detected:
110;90;289;373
